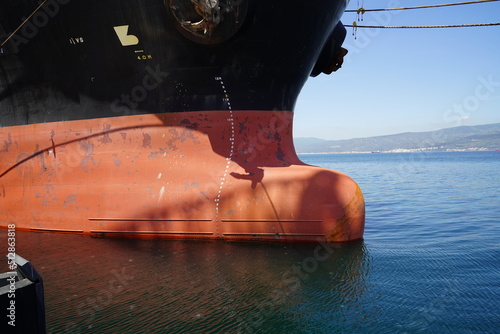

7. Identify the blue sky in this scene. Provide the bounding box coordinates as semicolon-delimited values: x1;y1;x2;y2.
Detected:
294;0;500;140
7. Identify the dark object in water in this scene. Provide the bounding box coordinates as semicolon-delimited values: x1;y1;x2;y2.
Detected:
0;254;46;334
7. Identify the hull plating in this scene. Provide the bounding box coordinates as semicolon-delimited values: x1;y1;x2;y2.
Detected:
0;110;364;242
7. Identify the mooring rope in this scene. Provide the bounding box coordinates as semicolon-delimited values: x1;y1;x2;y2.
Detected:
345;0;499;13
345;22;500;28
0;0;50;48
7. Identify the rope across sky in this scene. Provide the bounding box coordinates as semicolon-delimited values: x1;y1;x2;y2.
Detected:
344;0;499;13
345;22;500;29
344;0;500;30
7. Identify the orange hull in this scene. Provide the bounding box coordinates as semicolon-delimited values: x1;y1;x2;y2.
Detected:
0;110;364;242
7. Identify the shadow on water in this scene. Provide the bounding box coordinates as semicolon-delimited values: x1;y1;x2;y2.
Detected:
3;231;371;333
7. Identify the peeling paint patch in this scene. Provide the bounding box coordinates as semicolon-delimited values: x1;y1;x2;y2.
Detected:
99;134;112;145
238;121;248;133
98;124;113;145
180;119;200;130
1;133;12;153
113;154;122;167
79;141;95;170
143;133;152;148
184;182;200;189
157;173;162;179
275;146;286;162
42;185;58;207
65;194;78;205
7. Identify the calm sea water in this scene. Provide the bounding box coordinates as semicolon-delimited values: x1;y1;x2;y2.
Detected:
2;151;499;333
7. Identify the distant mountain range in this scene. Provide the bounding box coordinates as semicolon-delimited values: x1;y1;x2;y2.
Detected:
294;123;500;153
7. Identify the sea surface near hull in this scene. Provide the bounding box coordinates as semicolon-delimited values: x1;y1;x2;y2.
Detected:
0;110;364;242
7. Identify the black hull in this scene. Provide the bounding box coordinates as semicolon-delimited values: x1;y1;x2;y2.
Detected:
0;0;347;127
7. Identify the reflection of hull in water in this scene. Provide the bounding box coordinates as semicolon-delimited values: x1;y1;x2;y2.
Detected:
11;231;371;332
0;0;364;242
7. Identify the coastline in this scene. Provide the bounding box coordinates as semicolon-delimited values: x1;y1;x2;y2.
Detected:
297;147;498;154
